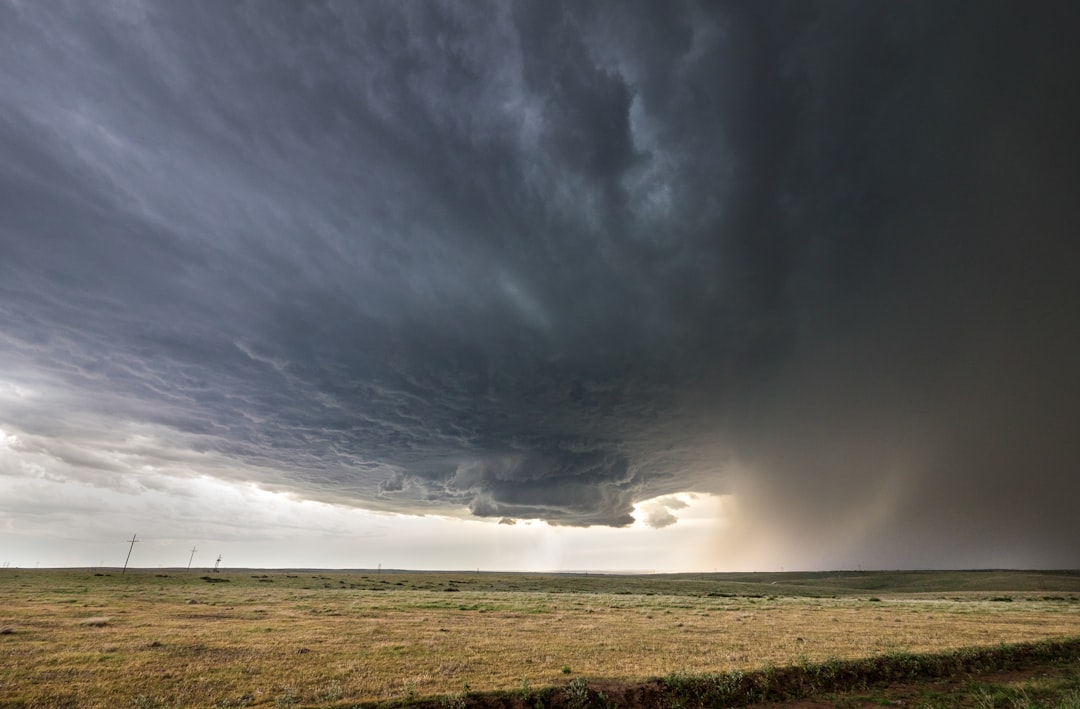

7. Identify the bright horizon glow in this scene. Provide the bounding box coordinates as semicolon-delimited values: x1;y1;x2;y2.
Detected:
0;446;735;571
2;426;1056;573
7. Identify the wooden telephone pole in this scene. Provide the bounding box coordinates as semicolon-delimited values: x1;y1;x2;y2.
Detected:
121;534;139;575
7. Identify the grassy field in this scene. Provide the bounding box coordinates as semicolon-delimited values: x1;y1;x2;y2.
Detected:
1;569;1079;707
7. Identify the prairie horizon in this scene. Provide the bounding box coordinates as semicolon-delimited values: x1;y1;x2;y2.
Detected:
5;5;1080;704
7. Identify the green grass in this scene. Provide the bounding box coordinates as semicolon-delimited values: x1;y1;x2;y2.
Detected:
655;639;1080;706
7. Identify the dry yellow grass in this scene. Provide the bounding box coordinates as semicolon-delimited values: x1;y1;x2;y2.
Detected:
1;570;1078;707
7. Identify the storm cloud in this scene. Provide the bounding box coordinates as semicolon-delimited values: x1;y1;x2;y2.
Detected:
2;1;1078;567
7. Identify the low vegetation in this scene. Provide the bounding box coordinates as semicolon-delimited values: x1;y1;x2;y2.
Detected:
416;640;1080;709
1;569;1078;707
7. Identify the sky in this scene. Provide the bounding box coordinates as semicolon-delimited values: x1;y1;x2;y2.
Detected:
2;1;1079;572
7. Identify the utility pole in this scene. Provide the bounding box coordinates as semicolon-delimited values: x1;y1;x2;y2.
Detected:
213;554;222;572
122;534;139;575
187;545;198;572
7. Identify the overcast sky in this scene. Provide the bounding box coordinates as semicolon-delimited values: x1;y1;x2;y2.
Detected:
2;1;1078;571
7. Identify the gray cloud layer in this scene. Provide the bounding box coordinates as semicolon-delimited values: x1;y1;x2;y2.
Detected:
2;1;1078;565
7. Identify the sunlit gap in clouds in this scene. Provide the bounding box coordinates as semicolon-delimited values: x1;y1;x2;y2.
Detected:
0;432;732;572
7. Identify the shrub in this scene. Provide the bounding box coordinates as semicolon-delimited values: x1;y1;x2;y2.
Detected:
566;677;589;709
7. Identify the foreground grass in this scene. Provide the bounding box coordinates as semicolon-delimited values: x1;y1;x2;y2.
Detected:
655;639;1080;709
447;639;1080;709
1;570;1079;707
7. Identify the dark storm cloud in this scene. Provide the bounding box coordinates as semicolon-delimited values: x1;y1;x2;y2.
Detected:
711;1;1080;567
2;1;1078;564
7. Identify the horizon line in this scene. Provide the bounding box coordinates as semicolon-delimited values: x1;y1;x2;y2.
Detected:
6;566;1079;575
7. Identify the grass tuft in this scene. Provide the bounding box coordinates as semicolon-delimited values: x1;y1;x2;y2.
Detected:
78;616;111;627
